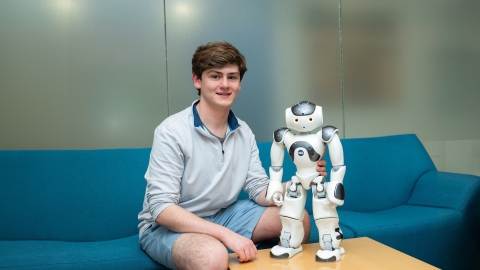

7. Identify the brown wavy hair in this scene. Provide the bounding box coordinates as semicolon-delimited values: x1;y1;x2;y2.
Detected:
191;41;247;94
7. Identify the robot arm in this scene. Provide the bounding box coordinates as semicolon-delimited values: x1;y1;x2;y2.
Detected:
265;128;289;206
321;126;346;206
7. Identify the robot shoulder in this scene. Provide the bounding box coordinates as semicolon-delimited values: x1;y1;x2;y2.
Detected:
273;127;290;143
321;125;339;143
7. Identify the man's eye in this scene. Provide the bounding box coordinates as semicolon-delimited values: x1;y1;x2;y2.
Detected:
229;76;238;80
212;75;219;79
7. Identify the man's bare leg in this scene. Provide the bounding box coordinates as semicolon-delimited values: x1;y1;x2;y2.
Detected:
252;206;310;244
172;233;229;270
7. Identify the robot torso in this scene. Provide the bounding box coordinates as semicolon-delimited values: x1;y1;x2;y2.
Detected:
284;132;325;178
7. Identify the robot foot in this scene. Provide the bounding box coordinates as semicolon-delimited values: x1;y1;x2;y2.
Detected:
270;245;303;259
315;248;341;262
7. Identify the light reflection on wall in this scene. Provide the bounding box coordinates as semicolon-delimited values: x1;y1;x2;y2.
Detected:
174;3;190;16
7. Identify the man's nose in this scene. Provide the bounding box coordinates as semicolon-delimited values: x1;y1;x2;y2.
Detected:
220;77;229;88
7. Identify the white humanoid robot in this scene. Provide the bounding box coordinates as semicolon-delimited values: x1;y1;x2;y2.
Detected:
265;101;346;262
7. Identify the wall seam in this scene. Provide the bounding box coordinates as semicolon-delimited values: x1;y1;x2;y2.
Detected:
338;0;346;139
163;0;170;116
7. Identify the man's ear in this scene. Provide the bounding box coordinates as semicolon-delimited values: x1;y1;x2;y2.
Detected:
192;72;202;90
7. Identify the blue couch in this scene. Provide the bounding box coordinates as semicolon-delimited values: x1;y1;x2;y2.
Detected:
1;134;479;269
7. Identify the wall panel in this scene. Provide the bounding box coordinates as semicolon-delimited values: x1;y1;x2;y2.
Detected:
165;0;342;142
0;0;168;149
342;0;480;174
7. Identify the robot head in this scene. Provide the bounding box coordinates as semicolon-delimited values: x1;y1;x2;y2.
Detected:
285;101;323;132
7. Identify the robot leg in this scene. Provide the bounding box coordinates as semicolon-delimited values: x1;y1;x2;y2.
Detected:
315;217;344;262
270;179;307;259
312;182;344;262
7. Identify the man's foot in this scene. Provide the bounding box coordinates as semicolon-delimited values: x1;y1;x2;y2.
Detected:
270;245;303;259
315;248;341;262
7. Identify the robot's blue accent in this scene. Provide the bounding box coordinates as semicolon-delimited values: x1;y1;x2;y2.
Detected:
334;183;345;200
274;128;288;143
322;126;338;142
288;141;321;162
291;101;316;116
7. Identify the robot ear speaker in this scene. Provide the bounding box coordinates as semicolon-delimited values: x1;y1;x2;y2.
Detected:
334;183;345;200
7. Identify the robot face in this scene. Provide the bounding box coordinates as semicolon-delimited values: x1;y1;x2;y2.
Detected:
285;101;323;132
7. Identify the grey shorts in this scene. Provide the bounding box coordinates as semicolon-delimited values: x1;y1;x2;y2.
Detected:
139;200;267;270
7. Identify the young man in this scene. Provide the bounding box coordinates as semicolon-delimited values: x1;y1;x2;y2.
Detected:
138;41;327;270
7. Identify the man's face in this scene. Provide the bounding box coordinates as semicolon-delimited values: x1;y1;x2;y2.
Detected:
192;64;241;111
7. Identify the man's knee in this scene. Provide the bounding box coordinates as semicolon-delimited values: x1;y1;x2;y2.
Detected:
172;233;228;270
302;209;311;243
251;206;282;243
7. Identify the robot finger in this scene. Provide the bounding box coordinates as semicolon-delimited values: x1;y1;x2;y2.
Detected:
274;193;284;206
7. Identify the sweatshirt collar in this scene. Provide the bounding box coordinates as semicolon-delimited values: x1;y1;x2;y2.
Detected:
192;100;240;130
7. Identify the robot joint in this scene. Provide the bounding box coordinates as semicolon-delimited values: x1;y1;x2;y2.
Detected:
321;126;338;143
313;184;326;199
322;234;334;251
286;182;301;198
274;128;288;143
281;231;291;248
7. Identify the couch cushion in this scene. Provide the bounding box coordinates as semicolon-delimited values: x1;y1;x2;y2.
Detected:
338;134;437;212
0;149;151;242
0;236;159;270
338;205;468;268
408;171;480;212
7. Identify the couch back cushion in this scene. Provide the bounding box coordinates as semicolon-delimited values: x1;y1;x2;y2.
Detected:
338;134;436;212
0;148;151;242
254;134;436;213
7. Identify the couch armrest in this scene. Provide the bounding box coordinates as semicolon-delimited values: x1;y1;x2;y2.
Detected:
407;171;480;212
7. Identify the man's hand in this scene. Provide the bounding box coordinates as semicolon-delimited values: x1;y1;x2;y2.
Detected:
317;159;328;177
221;231;258;262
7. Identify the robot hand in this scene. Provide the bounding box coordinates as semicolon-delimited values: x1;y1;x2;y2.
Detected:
273;193;284;207
266;181;284;207
322;198;337;209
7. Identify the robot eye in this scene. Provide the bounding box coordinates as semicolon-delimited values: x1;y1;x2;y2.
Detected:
294;118;299;122
309;117;313;121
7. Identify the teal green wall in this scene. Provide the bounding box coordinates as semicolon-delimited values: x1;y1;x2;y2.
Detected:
1;0;479;175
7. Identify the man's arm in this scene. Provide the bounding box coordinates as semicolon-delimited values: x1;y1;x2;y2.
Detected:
146;125;256;262
156;204;257;262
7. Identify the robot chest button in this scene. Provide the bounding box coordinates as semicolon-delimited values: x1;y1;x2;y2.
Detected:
298;150;304;156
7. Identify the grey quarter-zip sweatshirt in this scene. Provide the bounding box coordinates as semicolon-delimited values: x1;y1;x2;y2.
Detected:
138;100;269;237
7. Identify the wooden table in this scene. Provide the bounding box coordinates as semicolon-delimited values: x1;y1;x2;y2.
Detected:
228;237;438;270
